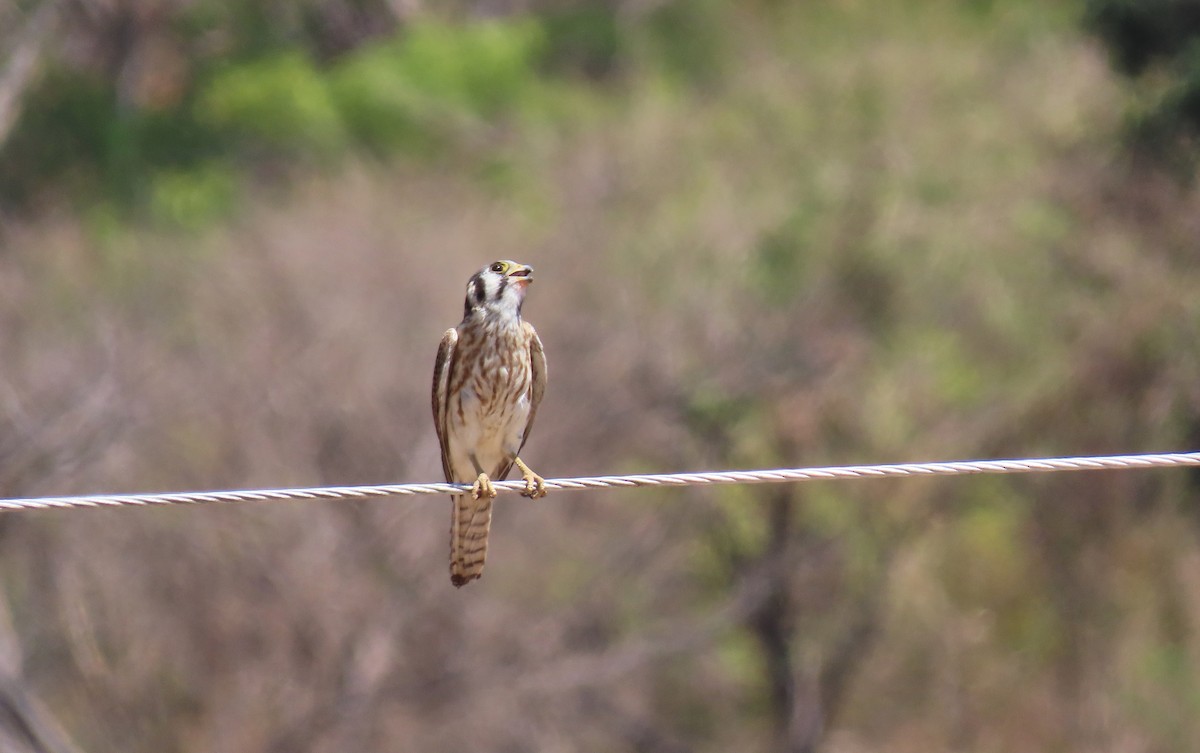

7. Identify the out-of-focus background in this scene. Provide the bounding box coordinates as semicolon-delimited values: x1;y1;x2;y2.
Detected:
1;0;1200;750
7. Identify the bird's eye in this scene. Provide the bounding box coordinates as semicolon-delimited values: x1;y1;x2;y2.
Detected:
490;262;505;273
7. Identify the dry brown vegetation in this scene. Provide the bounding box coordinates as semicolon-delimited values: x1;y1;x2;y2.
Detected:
2;2;1200;752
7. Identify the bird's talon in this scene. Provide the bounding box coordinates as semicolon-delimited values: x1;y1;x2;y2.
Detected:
471;473;496;500
511;457;546;499
523;474;547;499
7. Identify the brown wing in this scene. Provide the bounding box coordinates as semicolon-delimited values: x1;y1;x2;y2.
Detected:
519;320;547;456
432;327;458;483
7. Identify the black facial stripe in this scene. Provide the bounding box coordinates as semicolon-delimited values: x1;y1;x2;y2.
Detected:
465;272;486;317
498;276;508;299
472;274;486;305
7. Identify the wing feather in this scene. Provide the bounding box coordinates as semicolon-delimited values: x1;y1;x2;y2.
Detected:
520;321;547;456
432;327;458;483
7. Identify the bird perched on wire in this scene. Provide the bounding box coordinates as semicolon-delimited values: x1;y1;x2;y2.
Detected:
432;260;547;587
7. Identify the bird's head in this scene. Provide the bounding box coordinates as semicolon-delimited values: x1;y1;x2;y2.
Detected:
464;260;535;318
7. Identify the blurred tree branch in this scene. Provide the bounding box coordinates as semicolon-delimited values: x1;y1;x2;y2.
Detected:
0;597;85;753
0;0;62;153
513;556;778;695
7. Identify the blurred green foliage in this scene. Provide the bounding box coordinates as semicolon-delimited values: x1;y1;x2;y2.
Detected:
539;5;624;79
1086;0;1200;167
2;16;557;226
329;20;549;153
642;0;729;86
0;1;730;229
199;52;348;157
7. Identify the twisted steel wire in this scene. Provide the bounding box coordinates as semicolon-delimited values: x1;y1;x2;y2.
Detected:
1;451;1198;513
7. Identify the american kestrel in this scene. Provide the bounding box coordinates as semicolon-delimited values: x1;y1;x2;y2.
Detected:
432;260;547;587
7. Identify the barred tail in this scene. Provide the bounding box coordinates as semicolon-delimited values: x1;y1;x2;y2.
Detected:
449;494;493;587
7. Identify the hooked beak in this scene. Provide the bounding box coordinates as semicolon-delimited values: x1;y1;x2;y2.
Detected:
509;264;534;286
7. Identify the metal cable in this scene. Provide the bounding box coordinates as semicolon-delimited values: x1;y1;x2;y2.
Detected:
1;451;1198;513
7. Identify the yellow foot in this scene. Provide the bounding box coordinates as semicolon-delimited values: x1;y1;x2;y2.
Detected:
513;457;547;499
471;472;497;500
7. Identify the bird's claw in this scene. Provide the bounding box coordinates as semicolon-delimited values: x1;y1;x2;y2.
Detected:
522;471;547;499
471;473;496;500
513;457;547;499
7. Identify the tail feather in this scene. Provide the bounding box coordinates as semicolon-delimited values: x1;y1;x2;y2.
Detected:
449;494;493;587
